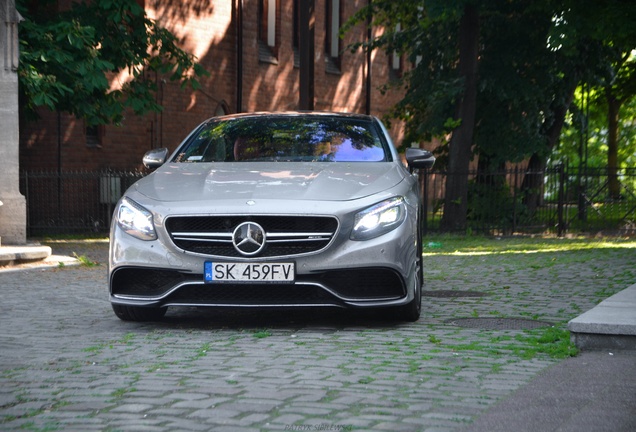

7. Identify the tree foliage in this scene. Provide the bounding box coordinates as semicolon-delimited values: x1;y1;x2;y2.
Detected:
345;0;636;229
17;0;208;125
545;1;636;198
556;85;636;168
347;0;588;163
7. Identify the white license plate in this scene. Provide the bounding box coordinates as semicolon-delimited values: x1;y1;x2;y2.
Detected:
204;262;295;283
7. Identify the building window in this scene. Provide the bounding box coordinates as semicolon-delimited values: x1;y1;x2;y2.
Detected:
390;50;403;80
293;0;300;68
325;0;341;73
390;23;403;80
86;124;102;148
258;0;278;64
215;101;230;116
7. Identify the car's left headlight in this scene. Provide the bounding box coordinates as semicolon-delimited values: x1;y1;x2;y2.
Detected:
351;197;407;241
117;197;157;241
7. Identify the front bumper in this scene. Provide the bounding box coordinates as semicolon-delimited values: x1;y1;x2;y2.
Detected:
109;210;417;310
109;266;408;309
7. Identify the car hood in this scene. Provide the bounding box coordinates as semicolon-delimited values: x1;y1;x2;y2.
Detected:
133;162;405;202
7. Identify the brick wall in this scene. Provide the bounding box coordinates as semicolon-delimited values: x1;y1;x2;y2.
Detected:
20;0;407;172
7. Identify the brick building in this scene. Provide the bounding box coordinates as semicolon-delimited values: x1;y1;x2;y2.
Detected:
20;0;406;173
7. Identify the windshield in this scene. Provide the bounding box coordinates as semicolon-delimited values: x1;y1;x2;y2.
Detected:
172;115;390;163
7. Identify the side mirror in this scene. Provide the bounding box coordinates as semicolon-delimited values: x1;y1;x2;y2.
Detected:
405;148;435;171
143;148;169;169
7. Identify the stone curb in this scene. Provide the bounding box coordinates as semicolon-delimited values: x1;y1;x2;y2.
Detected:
568;283;636;350
0;245;52;265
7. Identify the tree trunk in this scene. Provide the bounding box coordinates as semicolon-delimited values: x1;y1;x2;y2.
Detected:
606;89;621;199
521;84;576;215
521;154;548;216
441;4;479;231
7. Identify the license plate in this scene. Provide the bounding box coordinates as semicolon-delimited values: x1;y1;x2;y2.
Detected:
204;262;295;283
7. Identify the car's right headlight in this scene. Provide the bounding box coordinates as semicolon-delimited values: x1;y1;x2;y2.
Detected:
351;197;407;241
117;197;157;241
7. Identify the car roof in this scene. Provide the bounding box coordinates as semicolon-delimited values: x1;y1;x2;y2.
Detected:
205;111;379;123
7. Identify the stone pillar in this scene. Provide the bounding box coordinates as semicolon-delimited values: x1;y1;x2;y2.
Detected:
0;0;26;245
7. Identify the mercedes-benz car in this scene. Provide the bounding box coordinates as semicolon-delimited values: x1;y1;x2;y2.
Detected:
109;112;434;321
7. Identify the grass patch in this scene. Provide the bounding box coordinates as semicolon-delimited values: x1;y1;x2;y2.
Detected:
515;327;579;359
428;335;442;345
423;234;636;256
252;329;272;339
358;376;375;384
110;387;136;399
72;253;98;267
192;342;211;360
447;327;578;360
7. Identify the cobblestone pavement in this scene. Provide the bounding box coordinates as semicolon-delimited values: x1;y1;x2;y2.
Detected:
1;239;635;431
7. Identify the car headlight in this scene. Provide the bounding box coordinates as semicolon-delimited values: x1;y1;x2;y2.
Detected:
117;197;157;241
351;197;407;241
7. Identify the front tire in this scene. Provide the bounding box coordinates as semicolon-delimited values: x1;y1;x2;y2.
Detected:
112;304;167;322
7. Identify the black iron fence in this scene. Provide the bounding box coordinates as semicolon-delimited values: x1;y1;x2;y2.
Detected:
19;166;636;237
419;165;636;235
20;171;145;236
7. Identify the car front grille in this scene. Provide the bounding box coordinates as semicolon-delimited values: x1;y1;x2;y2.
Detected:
165;215;338;258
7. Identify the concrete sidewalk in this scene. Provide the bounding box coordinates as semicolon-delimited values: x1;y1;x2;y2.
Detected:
0;244;79;270
463;349;636;432
464;284;636;432
0;244;51;265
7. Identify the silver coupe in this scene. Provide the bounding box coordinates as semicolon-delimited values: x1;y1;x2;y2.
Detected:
109;112;435;321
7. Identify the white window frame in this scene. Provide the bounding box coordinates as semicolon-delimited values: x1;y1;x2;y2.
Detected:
329;0;340;58
392;23;401;71
267;0;276;47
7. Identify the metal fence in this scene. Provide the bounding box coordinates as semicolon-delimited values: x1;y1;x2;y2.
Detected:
420;165;636;236
19;166;636;237
20;171;146;236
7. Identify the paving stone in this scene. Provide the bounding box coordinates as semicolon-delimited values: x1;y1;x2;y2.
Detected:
109;403;156;413
374;421;425;431
209;426;260;432
1;241;634;432
268;413;306;425
218;401;281;413
188;407;241;420
238;413;272;425
171;398;221;409
281;405;339;416
161;418;211;431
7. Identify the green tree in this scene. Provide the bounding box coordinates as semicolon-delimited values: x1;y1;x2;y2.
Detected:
443;3;479;231
599;55;636;200
549;0;636;200
345;0;636;229
345;1;484;230
346;0;577;228
17;0;207;125
556;85;636;169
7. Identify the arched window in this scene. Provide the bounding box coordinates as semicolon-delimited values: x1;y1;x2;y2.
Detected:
215;101;230;117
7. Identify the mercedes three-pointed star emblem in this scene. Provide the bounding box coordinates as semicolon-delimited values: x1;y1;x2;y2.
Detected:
232;222;266;256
